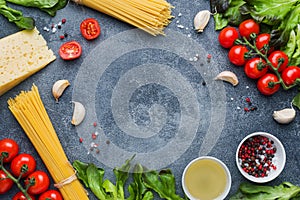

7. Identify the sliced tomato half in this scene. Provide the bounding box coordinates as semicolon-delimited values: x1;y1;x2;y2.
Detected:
59;41;82;60
80;18;101;40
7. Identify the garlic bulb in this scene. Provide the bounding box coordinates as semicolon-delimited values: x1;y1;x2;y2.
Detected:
71;101;86;126
273;108;296;124
194;10;211;32
214;71;239;86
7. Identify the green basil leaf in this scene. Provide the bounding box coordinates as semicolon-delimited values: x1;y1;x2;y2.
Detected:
292;92;300;110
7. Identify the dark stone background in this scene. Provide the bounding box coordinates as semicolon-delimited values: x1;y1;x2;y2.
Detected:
1;0;299;199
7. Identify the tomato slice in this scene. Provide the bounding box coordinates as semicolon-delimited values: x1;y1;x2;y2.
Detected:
59;41;82;60
80;18;101;40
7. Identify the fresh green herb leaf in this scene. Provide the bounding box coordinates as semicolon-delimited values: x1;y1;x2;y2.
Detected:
0;0;34;30
230;182;300;200
6;0;59;9
73;160;89;187
127;164;153;200
143;169;184;200
86;164;111;200
292;92;300;110
213;0;246;30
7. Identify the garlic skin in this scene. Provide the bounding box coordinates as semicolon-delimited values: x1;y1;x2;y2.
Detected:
214;71;239;86
273;108;296;124
194;10;211;32
52;80;70;102
71;101;86;126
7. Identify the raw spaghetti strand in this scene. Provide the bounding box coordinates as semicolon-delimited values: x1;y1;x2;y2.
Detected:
72;0;173;35
8;85;89;200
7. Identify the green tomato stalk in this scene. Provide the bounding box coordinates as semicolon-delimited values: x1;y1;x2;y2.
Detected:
0;154;33;200
236;34;298;91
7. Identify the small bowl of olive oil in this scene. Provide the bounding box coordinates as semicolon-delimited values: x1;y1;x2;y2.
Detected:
182;156;231;200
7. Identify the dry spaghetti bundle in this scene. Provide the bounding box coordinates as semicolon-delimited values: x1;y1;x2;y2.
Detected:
8;85;88;200
73;0;173;35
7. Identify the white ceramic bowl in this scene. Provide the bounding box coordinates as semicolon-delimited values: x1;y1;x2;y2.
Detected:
236;132;286;183
182;156;231;200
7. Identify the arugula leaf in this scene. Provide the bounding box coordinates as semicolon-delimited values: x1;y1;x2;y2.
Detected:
41;0;68;16
0;0;34;30
230;182;300;200
143;169;184;200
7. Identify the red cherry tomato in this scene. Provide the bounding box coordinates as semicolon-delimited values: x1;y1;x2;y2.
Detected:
0;138;19;163
281;66;300;86
228;45;249;66
244;57;268;79
13;191;36;200
255;33;273;53
11;153;37;178
218;27;239;48
39;190;63;200
239;19;260;39
0;170;14;194
25;171;50;195
257;73;280;95
59;41;82;60
80;18;101;40
268;50;289;72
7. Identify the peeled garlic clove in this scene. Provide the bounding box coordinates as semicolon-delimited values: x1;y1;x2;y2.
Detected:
273;108;296;124
71;101;86;126
214;71;239;86
194;10;211;32
52;80;70;102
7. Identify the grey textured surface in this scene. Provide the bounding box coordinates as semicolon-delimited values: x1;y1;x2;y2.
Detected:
1;0;300;199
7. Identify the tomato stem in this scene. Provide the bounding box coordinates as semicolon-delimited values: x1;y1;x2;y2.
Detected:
0;157;32;200
241;36;293;90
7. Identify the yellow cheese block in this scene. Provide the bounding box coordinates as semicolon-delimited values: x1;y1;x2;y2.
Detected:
0;27;56;96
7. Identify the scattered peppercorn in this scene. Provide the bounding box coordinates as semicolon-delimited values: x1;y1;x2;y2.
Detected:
62;18;67;24
79;138;83;143
59;35;65;40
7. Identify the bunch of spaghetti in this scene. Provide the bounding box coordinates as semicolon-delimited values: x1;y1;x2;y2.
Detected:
73;0;173;35
8;85;88;200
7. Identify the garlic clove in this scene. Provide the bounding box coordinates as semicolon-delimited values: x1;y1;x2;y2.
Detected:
194;10;211;33
52;80;70;102
214;71;239;86
273;108;296;124
71;101;86;126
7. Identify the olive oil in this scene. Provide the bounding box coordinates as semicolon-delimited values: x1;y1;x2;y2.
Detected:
184;159;228;200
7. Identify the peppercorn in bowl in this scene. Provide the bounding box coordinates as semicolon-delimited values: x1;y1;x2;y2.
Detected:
236;132;286;183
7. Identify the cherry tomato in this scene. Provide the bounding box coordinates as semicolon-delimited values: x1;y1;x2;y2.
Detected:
228;45;249;66
39;190;63;200
244;57;268;79
268;50;289;72
80;18;101;40
257;73;280;95
0;170;14;194
25;171;50;195
281;66;300;86
218;27;239;48
11;153;36;178
239;19;260;39
13;191;36;200
59;41;82;60
0;138;19;163
255;33;273;53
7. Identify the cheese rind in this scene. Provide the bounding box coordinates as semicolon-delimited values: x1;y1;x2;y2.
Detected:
0;27;56;96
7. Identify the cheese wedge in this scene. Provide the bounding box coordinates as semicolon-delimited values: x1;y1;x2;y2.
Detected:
0;27;56;96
